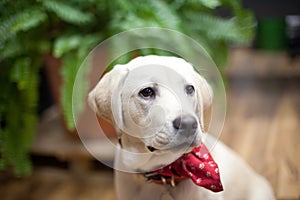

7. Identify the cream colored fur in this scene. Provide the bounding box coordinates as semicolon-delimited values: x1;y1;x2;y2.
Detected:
88;56;275;200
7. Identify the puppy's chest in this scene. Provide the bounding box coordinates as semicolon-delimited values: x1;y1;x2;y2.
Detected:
160;193;174;200
134;174;197;200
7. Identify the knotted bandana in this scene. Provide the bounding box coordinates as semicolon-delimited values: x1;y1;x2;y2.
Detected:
149;143;223;192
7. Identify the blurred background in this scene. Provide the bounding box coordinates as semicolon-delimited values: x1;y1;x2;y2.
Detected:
0;0;299;199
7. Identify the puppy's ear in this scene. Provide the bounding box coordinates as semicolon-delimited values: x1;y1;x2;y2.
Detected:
88;65;129;132
193;71;213;133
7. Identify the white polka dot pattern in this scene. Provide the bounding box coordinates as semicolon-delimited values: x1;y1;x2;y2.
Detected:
152;143;223;192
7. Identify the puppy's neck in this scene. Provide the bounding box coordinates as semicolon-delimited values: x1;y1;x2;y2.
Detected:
116;132;183;173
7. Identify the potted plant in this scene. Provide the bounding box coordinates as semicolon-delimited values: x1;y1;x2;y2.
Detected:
0;0;254;176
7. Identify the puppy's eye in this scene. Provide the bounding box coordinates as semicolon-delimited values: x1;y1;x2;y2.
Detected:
139;87;155;99
185;85;195;95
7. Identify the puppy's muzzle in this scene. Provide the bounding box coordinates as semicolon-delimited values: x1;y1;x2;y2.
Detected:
147;115;199;153
173;115;198;133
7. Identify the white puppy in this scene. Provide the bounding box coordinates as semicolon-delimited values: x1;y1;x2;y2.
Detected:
88;56;275;200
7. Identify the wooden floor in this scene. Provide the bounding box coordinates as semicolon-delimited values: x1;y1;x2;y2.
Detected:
0;48;299;200
222;48;300;200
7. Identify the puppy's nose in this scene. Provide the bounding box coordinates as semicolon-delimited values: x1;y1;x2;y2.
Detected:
173;115;198;130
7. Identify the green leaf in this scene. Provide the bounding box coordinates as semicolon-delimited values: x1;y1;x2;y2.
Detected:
11;9;47;33
150;0;181;29
174;0;221;9
54;33;101;58
10;57;32;90
43;0;94;25
189;0;221;9
58;33;101;130
60;52;81;130
54;35;82;57
0;59;39;176
111;0;182;32
0;36;51;60
185;12;254;44
0;39;23;60
200;0;221;9
0;8;47;44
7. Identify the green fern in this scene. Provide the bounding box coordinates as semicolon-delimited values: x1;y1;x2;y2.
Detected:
184;12;253;44
10;8;47;34
54;35;83;57
0;0;254;176
61;52;80;130
175;0;255;66
0;8;47;45
42;0;94;25
58;34;101;130
111;0;182;32
182;0;221;9
149;0;182;29
0;57;39;176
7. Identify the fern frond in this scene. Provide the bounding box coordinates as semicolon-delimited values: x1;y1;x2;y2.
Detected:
54;33;101;58
60;52;80;130
150;0;182;29
10;57;31;90
184;12;254;45
54;35;83;57
0;8;47;45
0;39;23;60
0;34;51;60
183;0;221;9
0;58;39;176
77;34;102;57
111;0;182;32
60;33;100;130
43;0;94;25
11;9;47;34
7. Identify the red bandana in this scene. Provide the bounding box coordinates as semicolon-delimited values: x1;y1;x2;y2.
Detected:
148;144;223;192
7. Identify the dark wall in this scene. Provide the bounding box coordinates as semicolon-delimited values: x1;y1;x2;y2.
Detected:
243;0;300;18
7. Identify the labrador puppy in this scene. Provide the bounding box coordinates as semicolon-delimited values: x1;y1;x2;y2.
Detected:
88;56;275;200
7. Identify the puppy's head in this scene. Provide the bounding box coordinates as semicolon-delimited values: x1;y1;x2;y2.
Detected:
89;56;212;170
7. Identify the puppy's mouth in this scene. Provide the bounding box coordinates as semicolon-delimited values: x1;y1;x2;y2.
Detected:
146;144;195;153
147;146;159;152
146;131;201;153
